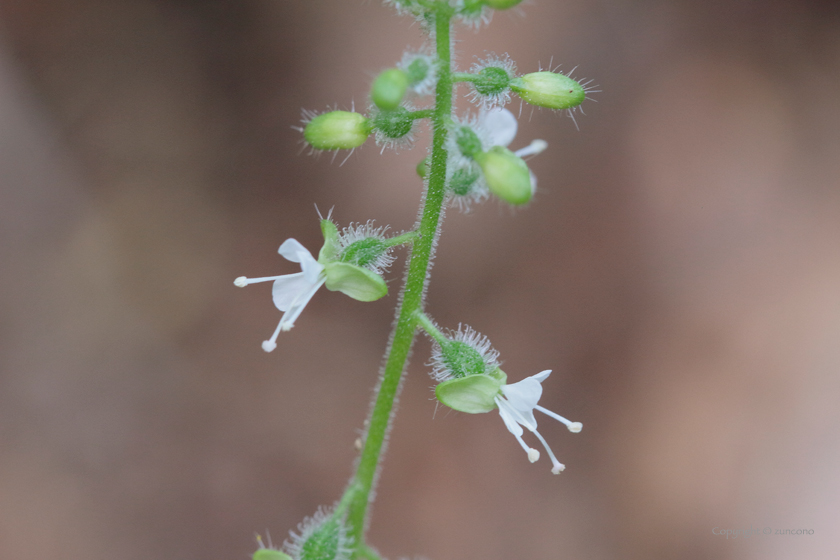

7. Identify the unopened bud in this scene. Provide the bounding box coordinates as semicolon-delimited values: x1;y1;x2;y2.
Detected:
474;146;533;205
304;111;371;150
510;71;585;110
371;68;409;111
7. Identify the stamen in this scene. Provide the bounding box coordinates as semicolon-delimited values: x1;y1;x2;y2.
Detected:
535;405;582;432
262;320;283;352
527;448;540;463
277;279;326;332
234;275;283;287
531;428;565;474
515;139;548;158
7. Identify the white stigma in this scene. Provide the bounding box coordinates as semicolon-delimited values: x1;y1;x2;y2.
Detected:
568;422;582;433
527;448;540;463
261;340;277;353
551;463;566;475
234;276;248;287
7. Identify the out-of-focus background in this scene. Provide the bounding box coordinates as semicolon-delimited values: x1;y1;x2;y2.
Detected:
1;1;839;559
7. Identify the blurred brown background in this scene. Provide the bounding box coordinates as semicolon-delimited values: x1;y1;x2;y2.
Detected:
1;1;839;559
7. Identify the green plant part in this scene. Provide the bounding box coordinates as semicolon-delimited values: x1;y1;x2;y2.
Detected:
483;0;525;9
474;146;533;205
473;65;511;96
371;68;409;110
304;111;371;150
510;71;585;110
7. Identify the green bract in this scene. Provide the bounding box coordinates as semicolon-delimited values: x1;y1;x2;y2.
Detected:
323;262;387;302
371;68;409;111
304;111;371;150
435;369;507;414
510;71;585;110
253;550;293;560
474;146;533;205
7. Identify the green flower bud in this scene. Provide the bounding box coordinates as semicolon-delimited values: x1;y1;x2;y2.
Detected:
371;68;409;111
473;65;511;97
286;507;353;560
371;106;414;140
510;71;585;110
416;156;430;178
323;262;387;302
483;0;525;8
435;369;507;414
405;57;430;85
455;126;483;159
304;111;371;150
253;550;293;560
474;146;533;205
449;166;480;196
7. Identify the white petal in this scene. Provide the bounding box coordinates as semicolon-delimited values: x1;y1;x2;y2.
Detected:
299;250;325;284
271;272;314;311
502;377;543;411
277;238;312;263
496;398;524;437
530;369;552;383
482;108;518;148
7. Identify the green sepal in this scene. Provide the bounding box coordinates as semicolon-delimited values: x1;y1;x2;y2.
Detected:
323;262;387;302
474;146;532;205
318;220;341;263
435;373;506;414
253;550;293;560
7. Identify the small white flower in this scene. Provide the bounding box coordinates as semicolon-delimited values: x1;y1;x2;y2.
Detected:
234;239;326;353
495;369;582;474
448;108;547;210
480;106;548;165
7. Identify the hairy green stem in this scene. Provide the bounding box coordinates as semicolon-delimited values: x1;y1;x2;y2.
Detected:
414;311;446;344
344;4;454;556
383;230;418;248
452;71;479;83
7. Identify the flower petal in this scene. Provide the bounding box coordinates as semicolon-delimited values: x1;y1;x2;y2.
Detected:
299;250;325;284
482;108;518;148
530;369;552;383
278;238;312;263
497;398;524;437
271;272;315;311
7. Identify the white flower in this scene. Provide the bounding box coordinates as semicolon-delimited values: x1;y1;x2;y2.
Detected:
448;108;547;210
495;369;582;474
480;106;548;167
234;238;326;353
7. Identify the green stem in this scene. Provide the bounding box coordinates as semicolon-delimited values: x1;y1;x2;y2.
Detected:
452;72;478;83
384;230;418;248
414;311;446;345
408;109;434;120
345;4;454;556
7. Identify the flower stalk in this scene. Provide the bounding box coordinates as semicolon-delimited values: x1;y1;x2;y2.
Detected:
344;4;454;555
